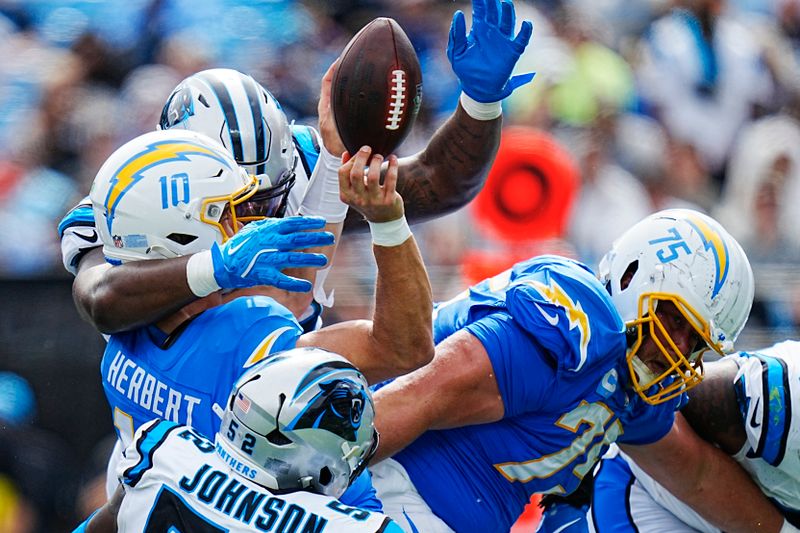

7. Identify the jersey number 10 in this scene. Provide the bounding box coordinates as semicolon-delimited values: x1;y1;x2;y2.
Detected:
160;174;190;209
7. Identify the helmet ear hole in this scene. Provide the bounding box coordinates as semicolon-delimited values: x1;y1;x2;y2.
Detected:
620;260;639;291
166;233;198;246
318;467;333;486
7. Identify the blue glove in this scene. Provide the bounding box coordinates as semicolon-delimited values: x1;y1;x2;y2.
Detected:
209;216;334;293
447;0;535;103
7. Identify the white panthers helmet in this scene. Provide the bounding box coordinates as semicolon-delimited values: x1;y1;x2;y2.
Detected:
159;68;296;219
217;347;378;498
90;129;258;263
599;209;754;404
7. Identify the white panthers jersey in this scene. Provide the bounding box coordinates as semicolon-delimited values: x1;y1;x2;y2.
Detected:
594;341;800;532
731;340;800;511
116;420;401;532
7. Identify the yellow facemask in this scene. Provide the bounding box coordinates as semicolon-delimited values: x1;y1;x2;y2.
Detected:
626;292;724;405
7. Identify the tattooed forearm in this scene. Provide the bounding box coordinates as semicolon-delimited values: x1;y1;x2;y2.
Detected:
343;104;501;233
414;105;502;205
681;358;747;455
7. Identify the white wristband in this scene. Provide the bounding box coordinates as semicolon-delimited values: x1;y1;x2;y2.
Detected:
368;216;412;247
459;92;502;120
186;250;221;297
298;143;349;223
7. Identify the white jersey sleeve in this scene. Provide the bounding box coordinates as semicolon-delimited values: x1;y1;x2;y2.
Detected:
730;342;800;511
58;196;100;276
116;420;398;532
289;124;336;312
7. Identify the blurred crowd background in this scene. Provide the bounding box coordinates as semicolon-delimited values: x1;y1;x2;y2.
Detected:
2;0;800;530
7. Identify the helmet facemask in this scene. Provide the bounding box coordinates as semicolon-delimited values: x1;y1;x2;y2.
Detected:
625;292;725;405
236;157;298;222
198;168;260;243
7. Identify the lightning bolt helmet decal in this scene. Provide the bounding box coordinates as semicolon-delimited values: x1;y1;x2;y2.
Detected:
103;139;233;234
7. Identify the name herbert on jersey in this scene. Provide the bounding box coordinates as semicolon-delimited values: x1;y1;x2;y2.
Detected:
106;350;202;425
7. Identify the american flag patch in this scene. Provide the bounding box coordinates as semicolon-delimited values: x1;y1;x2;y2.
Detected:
235;393;251;413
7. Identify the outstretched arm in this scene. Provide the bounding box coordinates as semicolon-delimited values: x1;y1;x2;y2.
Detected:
71;64;350;334
389;103;501;224
73;249;195;333
300;147;434;383
370;330;504;462
343;0;534;231
622;414;787;533
72;216;333;333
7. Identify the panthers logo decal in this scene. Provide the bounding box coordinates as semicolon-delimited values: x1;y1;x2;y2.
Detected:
286;379;368;442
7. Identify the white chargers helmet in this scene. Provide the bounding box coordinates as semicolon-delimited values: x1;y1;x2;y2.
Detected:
599;209;754;404
217;347;378;498
90;129;259;263
158;68;296;220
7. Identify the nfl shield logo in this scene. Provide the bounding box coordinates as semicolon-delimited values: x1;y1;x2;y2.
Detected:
112;235;123;248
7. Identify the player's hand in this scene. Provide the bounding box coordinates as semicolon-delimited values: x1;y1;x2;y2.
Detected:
447;0;535;103
339;146;403;223
318;60;346;157
210;216;334;292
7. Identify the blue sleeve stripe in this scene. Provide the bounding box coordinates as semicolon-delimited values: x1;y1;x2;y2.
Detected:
750;358;768;458
58;206;95;237
756;354;791;466
122;420;179;487
774;356;791;466
291;125;320;176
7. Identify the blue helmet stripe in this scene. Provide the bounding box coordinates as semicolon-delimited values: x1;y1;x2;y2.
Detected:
241;76;268;173
197;72;244;164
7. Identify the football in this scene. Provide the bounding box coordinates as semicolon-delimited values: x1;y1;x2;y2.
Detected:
331;17;422;158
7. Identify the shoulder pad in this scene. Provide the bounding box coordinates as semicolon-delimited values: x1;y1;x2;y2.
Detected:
505;256;625;373
59;196;100;275
119;419;179;487
291;124;321;177
210;295;301;332
207;296;303;369
734;350;794;466
58;196;94;237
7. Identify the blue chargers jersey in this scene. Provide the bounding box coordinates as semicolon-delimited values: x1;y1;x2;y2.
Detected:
101;295;303;443
101;294;380;510
394;256;684;532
